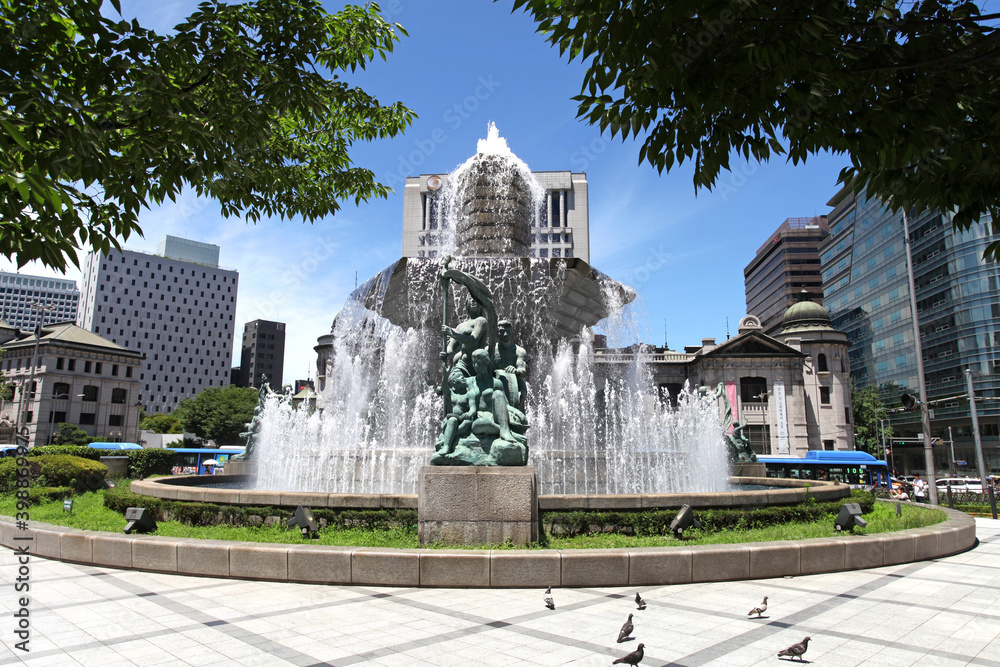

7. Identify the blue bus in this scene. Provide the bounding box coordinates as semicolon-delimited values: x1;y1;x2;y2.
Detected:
758;451;890;489
166;448;244;475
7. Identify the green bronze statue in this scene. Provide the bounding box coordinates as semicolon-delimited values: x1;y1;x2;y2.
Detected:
431;256;529;466
701;382;758;463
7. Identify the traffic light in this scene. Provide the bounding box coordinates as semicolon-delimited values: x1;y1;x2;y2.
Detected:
900;393;917;411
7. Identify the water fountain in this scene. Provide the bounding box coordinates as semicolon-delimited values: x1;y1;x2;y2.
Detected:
249;124;732;503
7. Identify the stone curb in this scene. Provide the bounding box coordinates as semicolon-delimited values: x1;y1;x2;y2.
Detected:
0;504;976;588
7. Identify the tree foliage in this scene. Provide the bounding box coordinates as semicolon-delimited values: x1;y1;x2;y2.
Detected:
851;382;893;456
139;412;184;434
0;0;415;270
514;0;1000;258
50;422;96;447
174;385;258;448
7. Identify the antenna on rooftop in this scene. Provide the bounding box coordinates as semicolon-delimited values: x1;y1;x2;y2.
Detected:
726;317;730;339
664;318;668;350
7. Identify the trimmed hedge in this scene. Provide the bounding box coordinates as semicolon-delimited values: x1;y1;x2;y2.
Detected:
28;486;74;504
102;487;417;530
123;449;176;478
0;455;107;493
542;491;876;537
28;446;176;477
27;445;103;461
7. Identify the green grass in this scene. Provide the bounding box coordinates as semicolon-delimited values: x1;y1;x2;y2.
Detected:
546;502;947;549
1;491;948;550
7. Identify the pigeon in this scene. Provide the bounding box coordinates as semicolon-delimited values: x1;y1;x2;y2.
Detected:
617;613;634;643
777;637;810;661
635;592;647;610
612;642;644;665
748;595;768;618
544;586;555;610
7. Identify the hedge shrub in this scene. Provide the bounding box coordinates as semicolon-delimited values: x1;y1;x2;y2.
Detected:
124;449;176;478
27;445;104;461
102;487;417;530
28;486;74;504
0;455;107;493
542;491;876;537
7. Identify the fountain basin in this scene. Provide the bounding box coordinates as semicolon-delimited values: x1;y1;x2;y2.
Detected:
2;503;975;587
130;475;849;510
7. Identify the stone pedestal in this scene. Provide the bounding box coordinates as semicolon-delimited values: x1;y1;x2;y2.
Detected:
418;466;539;546
731;462;766;478
99;456;129;479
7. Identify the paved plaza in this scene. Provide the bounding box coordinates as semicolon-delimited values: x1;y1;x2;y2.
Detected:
1;519;998;666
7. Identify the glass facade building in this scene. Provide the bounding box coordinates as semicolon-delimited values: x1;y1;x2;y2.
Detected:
820;186;1000;476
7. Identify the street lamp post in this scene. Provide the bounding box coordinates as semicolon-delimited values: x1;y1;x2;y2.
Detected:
46;393;70;445
900;207;939;504
965;368;989;487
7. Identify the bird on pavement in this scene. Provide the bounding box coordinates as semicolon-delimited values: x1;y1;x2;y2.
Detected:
748;595;768;618
777;637;810;661
612;642;644;665
617;614;634;643
544;586;555;610
635;592;647;610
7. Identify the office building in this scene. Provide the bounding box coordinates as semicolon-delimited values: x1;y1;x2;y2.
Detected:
239;320;285;390
0;271;79;331
0;322;143;446
820;187;1000;475
402;171;591;263
744;217;829;336
77;237;239;414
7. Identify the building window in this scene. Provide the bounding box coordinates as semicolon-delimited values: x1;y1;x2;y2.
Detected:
747;425;771;455
94;362;102;374
820;386;831;405
81;385;99;402
67;359;75;371
56;358;64;370
52;383;70;398
823;439;835;451
817;353;828;372
740;377;767;403
79;412;96;425
111;388;127;404
84;361;92;373
108;414;123;426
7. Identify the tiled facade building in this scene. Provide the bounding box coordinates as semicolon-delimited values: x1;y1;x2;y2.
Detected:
744;217;829;336
77;236;239;415
0;271;79;331
238;319;285;390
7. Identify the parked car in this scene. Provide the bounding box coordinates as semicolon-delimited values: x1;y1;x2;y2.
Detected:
935;477;983;493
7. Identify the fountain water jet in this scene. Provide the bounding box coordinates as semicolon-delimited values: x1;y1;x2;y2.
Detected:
253;125;730;496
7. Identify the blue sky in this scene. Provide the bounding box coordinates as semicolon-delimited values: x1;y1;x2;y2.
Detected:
2;0;850;385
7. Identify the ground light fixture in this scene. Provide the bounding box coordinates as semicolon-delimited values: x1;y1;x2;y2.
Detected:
670;504;701;539
62;498;73;513
123;507;157;534
834;503;868;532
287;505;318;537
